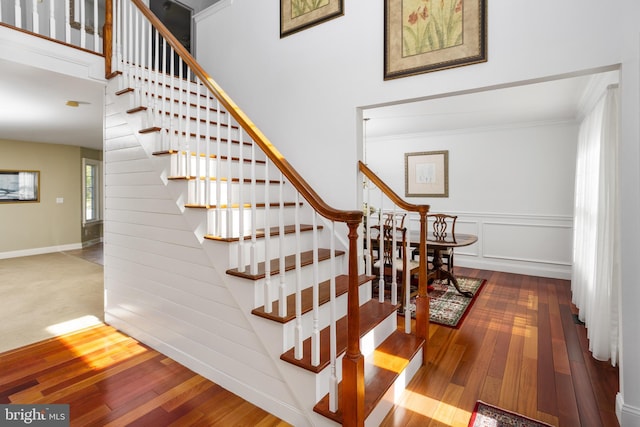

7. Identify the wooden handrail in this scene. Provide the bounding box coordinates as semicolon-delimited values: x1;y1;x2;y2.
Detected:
128;0;361;225
359;161;429;215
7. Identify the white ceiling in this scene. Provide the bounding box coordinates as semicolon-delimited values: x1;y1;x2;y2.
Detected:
363;73;604;140
0;58;105;150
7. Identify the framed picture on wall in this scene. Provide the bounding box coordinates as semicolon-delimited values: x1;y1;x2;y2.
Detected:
280;0;344;38
405;151;448;197
384;0;487;79
0;170;40;203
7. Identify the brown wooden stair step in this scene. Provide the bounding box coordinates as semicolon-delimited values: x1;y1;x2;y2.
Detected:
252;274;375;323
226;248;345;281
152;150;266;165
280;300;399;373
313;330;424;424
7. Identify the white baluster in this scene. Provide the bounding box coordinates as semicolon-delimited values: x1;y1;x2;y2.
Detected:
391;205;398;306
311;213;320;367
178;57;186;175
226;108;233;238
365;180;372;276
93;0;98;52
405;213;412;334
329;221;338;412
113;0;121;73
205;95;212;206
79;0;85;49
15;0;22;29
294;192;303;360
195;82;202;204
215;101;222;235
64;0;71;42
378;192;384;302
31;0;38;35
278;172;287;317
49;0;55;39
263;160;272;314
250;140;258;275
237;127;246;271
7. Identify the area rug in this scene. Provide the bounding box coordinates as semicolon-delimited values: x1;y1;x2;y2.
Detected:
468;401;554;427
403;276;486;328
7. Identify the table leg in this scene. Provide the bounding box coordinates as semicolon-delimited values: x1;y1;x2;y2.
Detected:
428;247;473;298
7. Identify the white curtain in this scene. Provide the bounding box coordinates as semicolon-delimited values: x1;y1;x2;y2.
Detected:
571;85;620;366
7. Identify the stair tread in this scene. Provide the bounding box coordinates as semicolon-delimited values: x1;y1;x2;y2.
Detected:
279;300;399;373
152;150;266;165
251;274;375;323
227;248;345;280
313;330;424;424
185;201;301;209
206;224;319;243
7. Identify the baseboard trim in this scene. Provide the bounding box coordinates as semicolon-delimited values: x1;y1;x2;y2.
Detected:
617;392;640;426
0;243;83;260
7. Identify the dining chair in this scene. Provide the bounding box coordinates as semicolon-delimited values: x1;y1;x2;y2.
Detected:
369;213;419;306
426;213;458;274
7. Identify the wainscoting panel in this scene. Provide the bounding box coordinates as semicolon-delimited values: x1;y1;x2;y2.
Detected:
406;212;573;279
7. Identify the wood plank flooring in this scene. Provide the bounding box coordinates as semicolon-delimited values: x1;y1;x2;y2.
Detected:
0;325;291;426
0;267;619;426
381;267;620;427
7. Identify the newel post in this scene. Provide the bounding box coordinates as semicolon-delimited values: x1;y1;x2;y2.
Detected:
415;208;430;363
103;0;113;77
342;220;365;427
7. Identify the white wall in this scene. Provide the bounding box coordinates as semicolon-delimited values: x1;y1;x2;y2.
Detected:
196;0;640;423
366;122;578;279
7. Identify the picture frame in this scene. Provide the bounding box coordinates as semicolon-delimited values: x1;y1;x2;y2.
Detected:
70;0;105;36
0;170;40;203
280;0;344;38
384;0;487;80
405;151;448;197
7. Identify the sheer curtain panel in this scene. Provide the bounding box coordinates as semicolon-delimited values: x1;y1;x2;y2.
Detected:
571;85;620;366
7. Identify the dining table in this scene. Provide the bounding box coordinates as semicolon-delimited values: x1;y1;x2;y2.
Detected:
413;232;478;298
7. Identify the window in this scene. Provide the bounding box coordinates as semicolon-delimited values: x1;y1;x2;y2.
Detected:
82;158;102;224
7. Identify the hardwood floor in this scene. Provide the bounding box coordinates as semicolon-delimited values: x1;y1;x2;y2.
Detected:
382;267;620;427
0;267;619;426
0;324;291;426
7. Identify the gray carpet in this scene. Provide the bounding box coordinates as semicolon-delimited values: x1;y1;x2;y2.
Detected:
0;247;104;353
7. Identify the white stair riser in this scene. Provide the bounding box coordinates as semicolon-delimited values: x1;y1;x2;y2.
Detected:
205;206;301;239
186;180;276;206
170;154;269;180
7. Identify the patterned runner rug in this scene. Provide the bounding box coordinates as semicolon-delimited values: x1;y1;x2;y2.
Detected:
404;276;486;328
468;401;554;427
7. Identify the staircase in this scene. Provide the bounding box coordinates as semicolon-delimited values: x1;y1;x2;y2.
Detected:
1;1;431;425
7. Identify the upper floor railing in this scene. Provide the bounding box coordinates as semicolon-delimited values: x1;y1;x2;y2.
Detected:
0;0;104;54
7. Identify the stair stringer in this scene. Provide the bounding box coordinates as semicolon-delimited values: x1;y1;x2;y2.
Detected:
104;78;316;427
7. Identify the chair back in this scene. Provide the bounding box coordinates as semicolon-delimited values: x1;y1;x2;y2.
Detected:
370;213;408;270
428;213;457;241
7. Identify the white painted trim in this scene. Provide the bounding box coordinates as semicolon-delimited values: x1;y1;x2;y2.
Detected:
366;118;579;142
616;392;640;427
194;0;234;23
0;25;105;82
0;243;83;260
